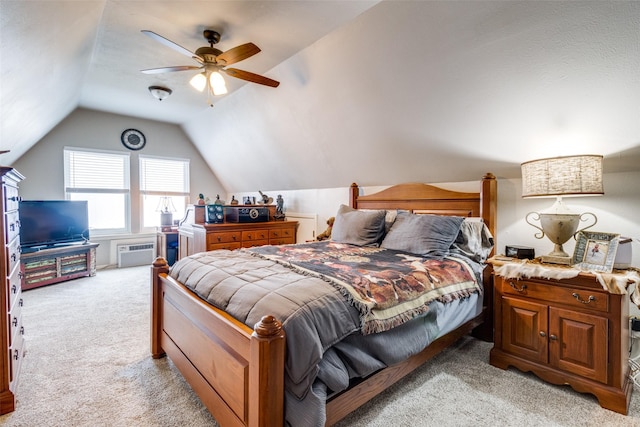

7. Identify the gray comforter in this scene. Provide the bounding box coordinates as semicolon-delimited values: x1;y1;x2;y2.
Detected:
169;246;481;426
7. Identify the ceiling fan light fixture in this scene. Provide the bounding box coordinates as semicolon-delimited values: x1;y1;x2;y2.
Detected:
209;71;228;95
189;73;207;92
148;86;172;101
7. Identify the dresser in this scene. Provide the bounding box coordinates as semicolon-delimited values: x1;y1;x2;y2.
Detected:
1;167;25;415
178;205;298;258
489;258;632;414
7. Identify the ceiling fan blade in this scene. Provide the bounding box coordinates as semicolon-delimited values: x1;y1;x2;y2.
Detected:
223;68;280;87
141;30;203;62
216;43;261;66
141;65;202;74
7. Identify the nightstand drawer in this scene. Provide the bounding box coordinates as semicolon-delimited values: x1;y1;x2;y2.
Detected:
497;277;609;313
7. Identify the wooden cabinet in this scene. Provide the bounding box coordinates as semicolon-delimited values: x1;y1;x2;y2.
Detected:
490;266;632;414
1;167;25;415
20;243;98;290
177;204;298;258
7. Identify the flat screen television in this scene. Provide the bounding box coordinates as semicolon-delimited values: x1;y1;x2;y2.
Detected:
19;200;90;249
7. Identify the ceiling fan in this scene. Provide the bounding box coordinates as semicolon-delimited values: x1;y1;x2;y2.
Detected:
141;29;279;106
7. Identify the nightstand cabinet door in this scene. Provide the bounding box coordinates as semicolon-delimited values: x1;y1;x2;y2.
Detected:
550;307;608;383
502;297;548;364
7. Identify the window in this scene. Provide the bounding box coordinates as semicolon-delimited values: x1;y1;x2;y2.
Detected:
64;148;130;235
139;155;189;229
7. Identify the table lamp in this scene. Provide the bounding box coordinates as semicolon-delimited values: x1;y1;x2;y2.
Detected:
157;196;176;227
521;154;603;264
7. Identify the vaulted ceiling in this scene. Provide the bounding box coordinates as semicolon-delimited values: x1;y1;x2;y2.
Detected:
2;1;639;192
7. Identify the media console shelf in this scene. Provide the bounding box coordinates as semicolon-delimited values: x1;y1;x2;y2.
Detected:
21;243;99;290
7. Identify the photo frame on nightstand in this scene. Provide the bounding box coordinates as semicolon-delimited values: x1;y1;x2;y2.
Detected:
572;231;620;273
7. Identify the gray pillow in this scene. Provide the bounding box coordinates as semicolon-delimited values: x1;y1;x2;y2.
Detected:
380;211;464;257
331;205;386;246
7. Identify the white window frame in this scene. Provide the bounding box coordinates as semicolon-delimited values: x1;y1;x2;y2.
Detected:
139;154;190;232
64;147;131;236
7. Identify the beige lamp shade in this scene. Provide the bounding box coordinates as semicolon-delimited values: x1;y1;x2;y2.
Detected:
521;154;604;198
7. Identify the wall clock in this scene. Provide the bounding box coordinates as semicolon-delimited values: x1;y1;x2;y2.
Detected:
121;129;146;151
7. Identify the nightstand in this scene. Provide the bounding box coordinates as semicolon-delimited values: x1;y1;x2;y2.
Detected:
488;257;633;414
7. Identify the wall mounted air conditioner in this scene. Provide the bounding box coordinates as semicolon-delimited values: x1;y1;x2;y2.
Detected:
117;243;155;268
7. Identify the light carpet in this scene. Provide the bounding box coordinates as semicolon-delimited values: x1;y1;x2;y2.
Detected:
0;266;639;426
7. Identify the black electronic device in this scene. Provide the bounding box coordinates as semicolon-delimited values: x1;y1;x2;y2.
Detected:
224;206;269;223
205;204;224;223
19;200;90;249
505;245;535;259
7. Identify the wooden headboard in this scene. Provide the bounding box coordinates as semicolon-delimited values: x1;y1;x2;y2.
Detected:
349;173;498;250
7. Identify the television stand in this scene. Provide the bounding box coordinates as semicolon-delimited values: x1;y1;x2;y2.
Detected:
21;243;99;290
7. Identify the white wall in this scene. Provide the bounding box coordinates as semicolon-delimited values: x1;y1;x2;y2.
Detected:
12;108;225;267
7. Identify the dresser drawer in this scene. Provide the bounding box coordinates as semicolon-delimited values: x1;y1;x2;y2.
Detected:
242;229;268;242
9;331;25;384
9;300;23;344
6;237;21;276
269;228;294;240
207;231;241;246
498;277;609;313
270;237;295;245
3;183;20;212
208;242;242;251
241;240;268;248
7;266;22;313
5;210;20;244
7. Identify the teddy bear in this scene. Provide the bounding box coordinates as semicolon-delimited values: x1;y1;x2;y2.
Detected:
316;216;335;241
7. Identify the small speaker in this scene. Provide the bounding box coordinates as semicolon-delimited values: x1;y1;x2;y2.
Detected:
205;204;224;223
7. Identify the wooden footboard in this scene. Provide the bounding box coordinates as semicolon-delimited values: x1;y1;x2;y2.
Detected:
151;258;285;427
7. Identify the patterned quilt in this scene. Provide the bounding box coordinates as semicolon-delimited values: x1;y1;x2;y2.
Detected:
249;241;481;334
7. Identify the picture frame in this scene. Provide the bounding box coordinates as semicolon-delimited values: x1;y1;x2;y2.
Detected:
572;231;620;273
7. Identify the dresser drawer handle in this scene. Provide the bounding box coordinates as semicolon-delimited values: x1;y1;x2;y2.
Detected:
572;293;595;304
13;349;19;360
508;281;527;292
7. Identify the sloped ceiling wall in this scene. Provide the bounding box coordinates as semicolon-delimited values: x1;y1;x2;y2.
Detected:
2;1;639;194
184;1;640;193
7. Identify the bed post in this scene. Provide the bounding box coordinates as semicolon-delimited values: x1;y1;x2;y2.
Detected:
476;173;497;342
349;182;359;208
248;315;286;427
150;257;170;359
480;173;497;254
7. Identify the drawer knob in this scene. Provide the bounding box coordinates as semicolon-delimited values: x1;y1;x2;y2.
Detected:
572;293;595;304
549;334;558;341
539;331;546;337
508;281;527;292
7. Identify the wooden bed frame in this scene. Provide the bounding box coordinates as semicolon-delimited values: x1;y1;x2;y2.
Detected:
150;173;497;427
